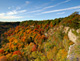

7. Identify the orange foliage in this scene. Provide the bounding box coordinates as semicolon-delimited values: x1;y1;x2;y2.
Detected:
69;42;74;45
49;59;53;61
13;51;21;56
31;44;37;52
63;35;68;39
0;49;4;54
0;56;7;61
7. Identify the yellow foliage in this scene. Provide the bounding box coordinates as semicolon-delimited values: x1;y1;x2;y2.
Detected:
56;49;67;61
27;29;30;33
47;47;57;60
14;39;18;43
6;53;12;60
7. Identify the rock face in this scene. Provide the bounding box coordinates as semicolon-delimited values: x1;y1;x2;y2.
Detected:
67;44;75;60
67;28;80;61
76;29;80;33
67;43;80;61
64;27;70;33
68;29;78;44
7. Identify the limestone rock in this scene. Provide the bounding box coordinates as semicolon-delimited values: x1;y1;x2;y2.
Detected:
68;29;78;44
64;27;70;33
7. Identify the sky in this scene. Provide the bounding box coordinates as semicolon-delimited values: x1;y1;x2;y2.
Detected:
0;0;80;22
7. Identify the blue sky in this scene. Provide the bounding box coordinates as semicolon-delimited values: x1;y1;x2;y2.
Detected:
0;0;80;22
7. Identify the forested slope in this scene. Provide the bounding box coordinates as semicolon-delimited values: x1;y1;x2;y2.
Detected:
0;12;80;61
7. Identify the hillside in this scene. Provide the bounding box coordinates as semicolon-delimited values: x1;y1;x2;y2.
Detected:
0;22;20;48
0;22;20;35
0;12;80;61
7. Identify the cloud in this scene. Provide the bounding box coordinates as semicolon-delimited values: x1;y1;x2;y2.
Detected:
42;0;71;9
0;16;22;19
28;0;71;13
26;1;30;4
57;12;65;14
16;7;21;10
0;13;5;16
19;10;27;13
8;1;30;11
8;7;11;9
8;6;15;10
37;5;80;15
0;1;30;20
0;10;26;19
7;10;17;15
65;0;71;2
7;10;27;15
76;9;80;11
